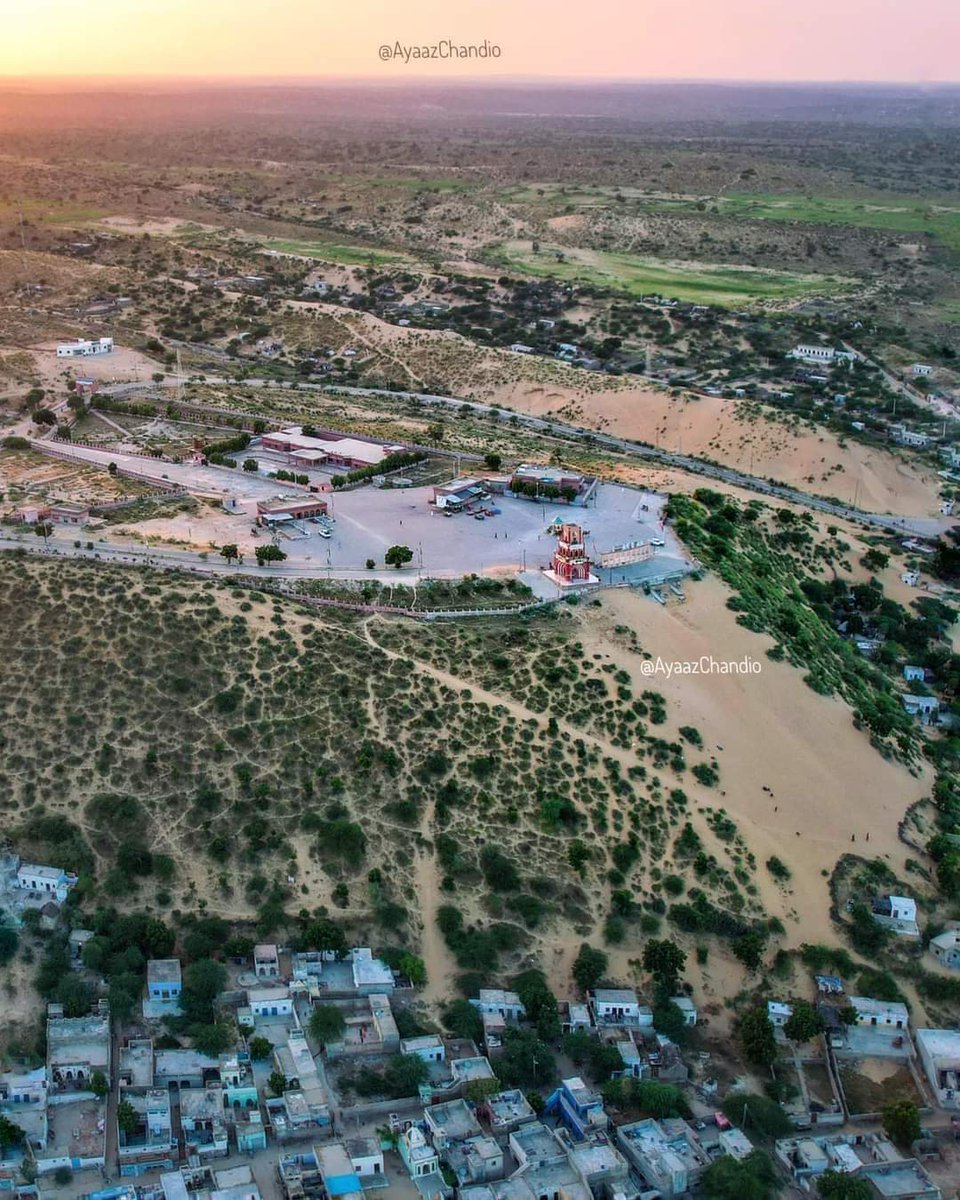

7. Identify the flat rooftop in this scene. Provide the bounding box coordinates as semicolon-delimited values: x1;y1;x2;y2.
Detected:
147;959;182;984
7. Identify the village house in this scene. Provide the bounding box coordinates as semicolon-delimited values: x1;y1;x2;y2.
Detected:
483;1090;538;1140
271;1031;331;1126
903;665;927;683
179;1084;229;1159
47;1004;110;1092
848;997;909;1031
146;959;182;1007
315;1141;365;1200
0;1067;48;1151
15;861;78;905
902;694;940;725
350;947;396;993
56;337;114;357
544;1077;606;1141
247;985;294;1019
589;988;651;1029
471;989;526;1023
346;1135;385;1179
616;1118;710;1199
890;425;933;449
767;1001;793;1028
253;944;281;979
912;364;934;377
154;1048;220;1091
450;1057;497;1090
916;1028;960;1109
775;1132;942;1199
47;501;91;526
872;894;921;938
928;925;960;970
324;993;399;1059
117;1087;178;1177
670;996;697;1026
401;1034;445;1065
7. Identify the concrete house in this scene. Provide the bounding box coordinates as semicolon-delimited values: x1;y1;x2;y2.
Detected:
902;694;940;724
247;985;294;1019
544;1077;606;1141
253;944;280;979
400;1034;445;1064
179;1085;229;1159
146;959;182;1005
47;1006;110;1092
916;1028;960;1108
872;894;921;937
471;989;526;1023
929;926;960;971
903;665;926;683
16;862;78;904
56;337;113;358
117;1088;177;1178
849;997;909;1030
589;988;650;1028
616;1118;709;1199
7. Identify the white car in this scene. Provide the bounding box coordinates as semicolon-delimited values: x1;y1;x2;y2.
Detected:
317;529;332;539
650;538;665;547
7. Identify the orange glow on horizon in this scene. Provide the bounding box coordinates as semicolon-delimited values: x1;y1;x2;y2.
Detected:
2;0;958;84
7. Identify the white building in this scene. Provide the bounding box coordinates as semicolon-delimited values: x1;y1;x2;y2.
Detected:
247;986;294;1018
912;364;933;377
16;862;78;904
767;1001;793;1027
848;997;909;1030
789;344;837;363
670;996;698;1027
470;989;525;1022
872;894;920;937
929;926;960;971
350;947;395;993
916;1028;960;1108
56;337;113;358
253;944;280;978
590;988;651;1027
400;1035;445;1065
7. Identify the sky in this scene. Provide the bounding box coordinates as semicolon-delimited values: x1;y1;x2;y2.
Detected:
2;0;958;84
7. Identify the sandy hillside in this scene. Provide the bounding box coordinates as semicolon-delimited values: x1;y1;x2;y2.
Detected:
541;581;930;1005
492;381;941;518
274;298;941;518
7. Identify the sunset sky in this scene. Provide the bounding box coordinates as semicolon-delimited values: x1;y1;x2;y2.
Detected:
2;0;957;83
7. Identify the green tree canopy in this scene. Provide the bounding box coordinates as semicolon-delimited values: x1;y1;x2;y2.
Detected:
572;944;608;994
309;1004;347;1047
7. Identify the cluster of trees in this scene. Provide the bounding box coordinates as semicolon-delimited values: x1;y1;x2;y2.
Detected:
331;451;425;489
510;479;579;502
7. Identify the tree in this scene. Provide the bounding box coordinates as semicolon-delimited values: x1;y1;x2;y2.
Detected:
242;458;259;472
180;958;227;1025
862;549;890;573
601;1076;690;1118
219;544;239;564
513;969;561;1041
817;1173;873;1200
721;1093;792;1138
0;1114;24;1149
497;1028;556;1089
465;1076;501;1103
783;1000;824;1045
383;1053;429;1097
882;1098;921;1149
483;452;503;470
248;1036;273;1061
701;1151;777;1200
400;953;427;987
90;1070;109;1099
642;939;686;991
268;1070;288;1097
572;943;608;994
653;999;689;1043
117;1099;139;1139
732;930;767;973
255;544;287;567
193;1021;235;1056
34;521;53;544
443;998;483;1042
737;1007;778;1070
108;461;118;476
309;1004;347;1047
0;925;18;965
385;544;414;569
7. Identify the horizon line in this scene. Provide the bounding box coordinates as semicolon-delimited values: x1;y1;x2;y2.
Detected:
0;73;958;90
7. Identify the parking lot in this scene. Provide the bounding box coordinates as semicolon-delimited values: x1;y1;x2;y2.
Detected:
268;481;688;578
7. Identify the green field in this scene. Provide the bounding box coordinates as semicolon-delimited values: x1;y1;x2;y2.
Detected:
487;240;854;306
498;182;960;254
264;238;407;266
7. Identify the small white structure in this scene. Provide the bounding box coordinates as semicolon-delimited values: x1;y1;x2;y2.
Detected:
872;894;921;937
916;1028;960;1108
929;925;960;971
902;694;940;725
350;947;395;993
912;364;933;377
891;425;932;449
719;1128;754;1162
56;337;113;358
400;1035;445;1064
848;997;909;1030
903;665;926;683
590;988;650;1027
470;989;525;1022
508;343;534;354
247;986;294;1018
253;944;280;978
767;1001;793;1028
15;862;78;904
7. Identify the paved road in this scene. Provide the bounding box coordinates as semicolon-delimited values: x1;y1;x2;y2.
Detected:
98;377;952;538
